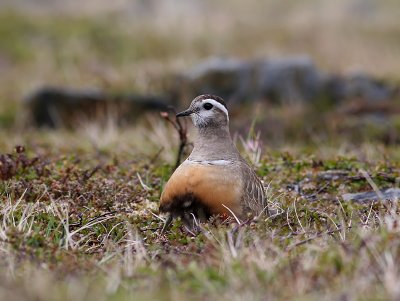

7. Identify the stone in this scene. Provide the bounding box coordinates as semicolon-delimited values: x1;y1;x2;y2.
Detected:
181;56;326;104
24;87;171;128
182;57;254;103
317;170;349;180
179;56;397;106
342;188;400;202
340;73;394;103
180;56;329;104
255;56;324;104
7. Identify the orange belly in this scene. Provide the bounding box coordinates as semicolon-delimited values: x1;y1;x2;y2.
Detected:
160;162;243;217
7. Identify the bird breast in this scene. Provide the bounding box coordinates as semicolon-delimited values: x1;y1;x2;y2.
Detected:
160;160;244;217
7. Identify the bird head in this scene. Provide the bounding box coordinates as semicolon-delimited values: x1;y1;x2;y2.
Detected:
176;94;229;128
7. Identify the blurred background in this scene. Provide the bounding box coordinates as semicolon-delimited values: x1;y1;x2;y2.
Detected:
0;0;399;150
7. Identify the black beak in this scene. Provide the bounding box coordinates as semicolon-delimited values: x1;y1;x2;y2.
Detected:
176;109;193;117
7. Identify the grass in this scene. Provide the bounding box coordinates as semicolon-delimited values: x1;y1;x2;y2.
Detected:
1;1;400;299
0;123;399;301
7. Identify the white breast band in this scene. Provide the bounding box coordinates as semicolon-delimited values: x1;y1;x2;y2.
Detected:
186;158;233;166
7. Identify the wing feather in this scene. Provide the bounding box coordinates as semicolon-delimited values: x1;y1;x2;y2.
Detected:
240;161;268;216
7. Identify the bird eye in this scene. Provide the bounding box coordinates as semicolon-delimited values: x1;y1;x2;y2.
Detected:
203;103;213;110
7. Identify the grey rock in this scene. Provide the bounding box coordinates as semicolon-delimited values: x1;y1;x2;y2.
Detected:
317;170;349;180
25;87;171;128
179;56;397;106
255;56;324;104
182;57;254;103
341;73;394;102
182;56;325;104
342;188;400;202
25;57;398;128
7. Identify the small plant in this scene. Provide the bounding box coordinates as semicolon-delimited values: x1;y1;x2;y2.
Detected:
0;146;48;180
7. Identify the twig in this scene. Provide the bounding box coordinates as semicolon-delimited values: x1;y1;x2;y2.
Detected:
137;172;152;191
68;211;117;230
222;204;242;225
149;147;164;164
86;211;117;225
147;209;166;222
293;197;306;234
81;165;101;182
160;107;188;170
286;227;348;252
68;213;84;228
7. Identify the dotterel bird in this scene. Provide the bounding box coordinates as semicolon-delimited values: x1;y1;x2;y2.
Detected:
159;94;267;231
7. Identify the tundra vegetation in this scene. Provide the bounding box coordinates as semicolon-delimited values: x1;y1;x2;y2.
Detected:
1;1;400;300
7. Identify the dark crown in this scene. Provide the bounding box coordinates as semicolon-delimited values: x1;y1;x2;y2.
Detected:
193;94;227;109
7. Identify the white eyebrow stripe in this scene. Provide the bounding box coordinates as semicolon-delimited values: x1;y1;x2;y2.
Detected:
202;99;229;120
